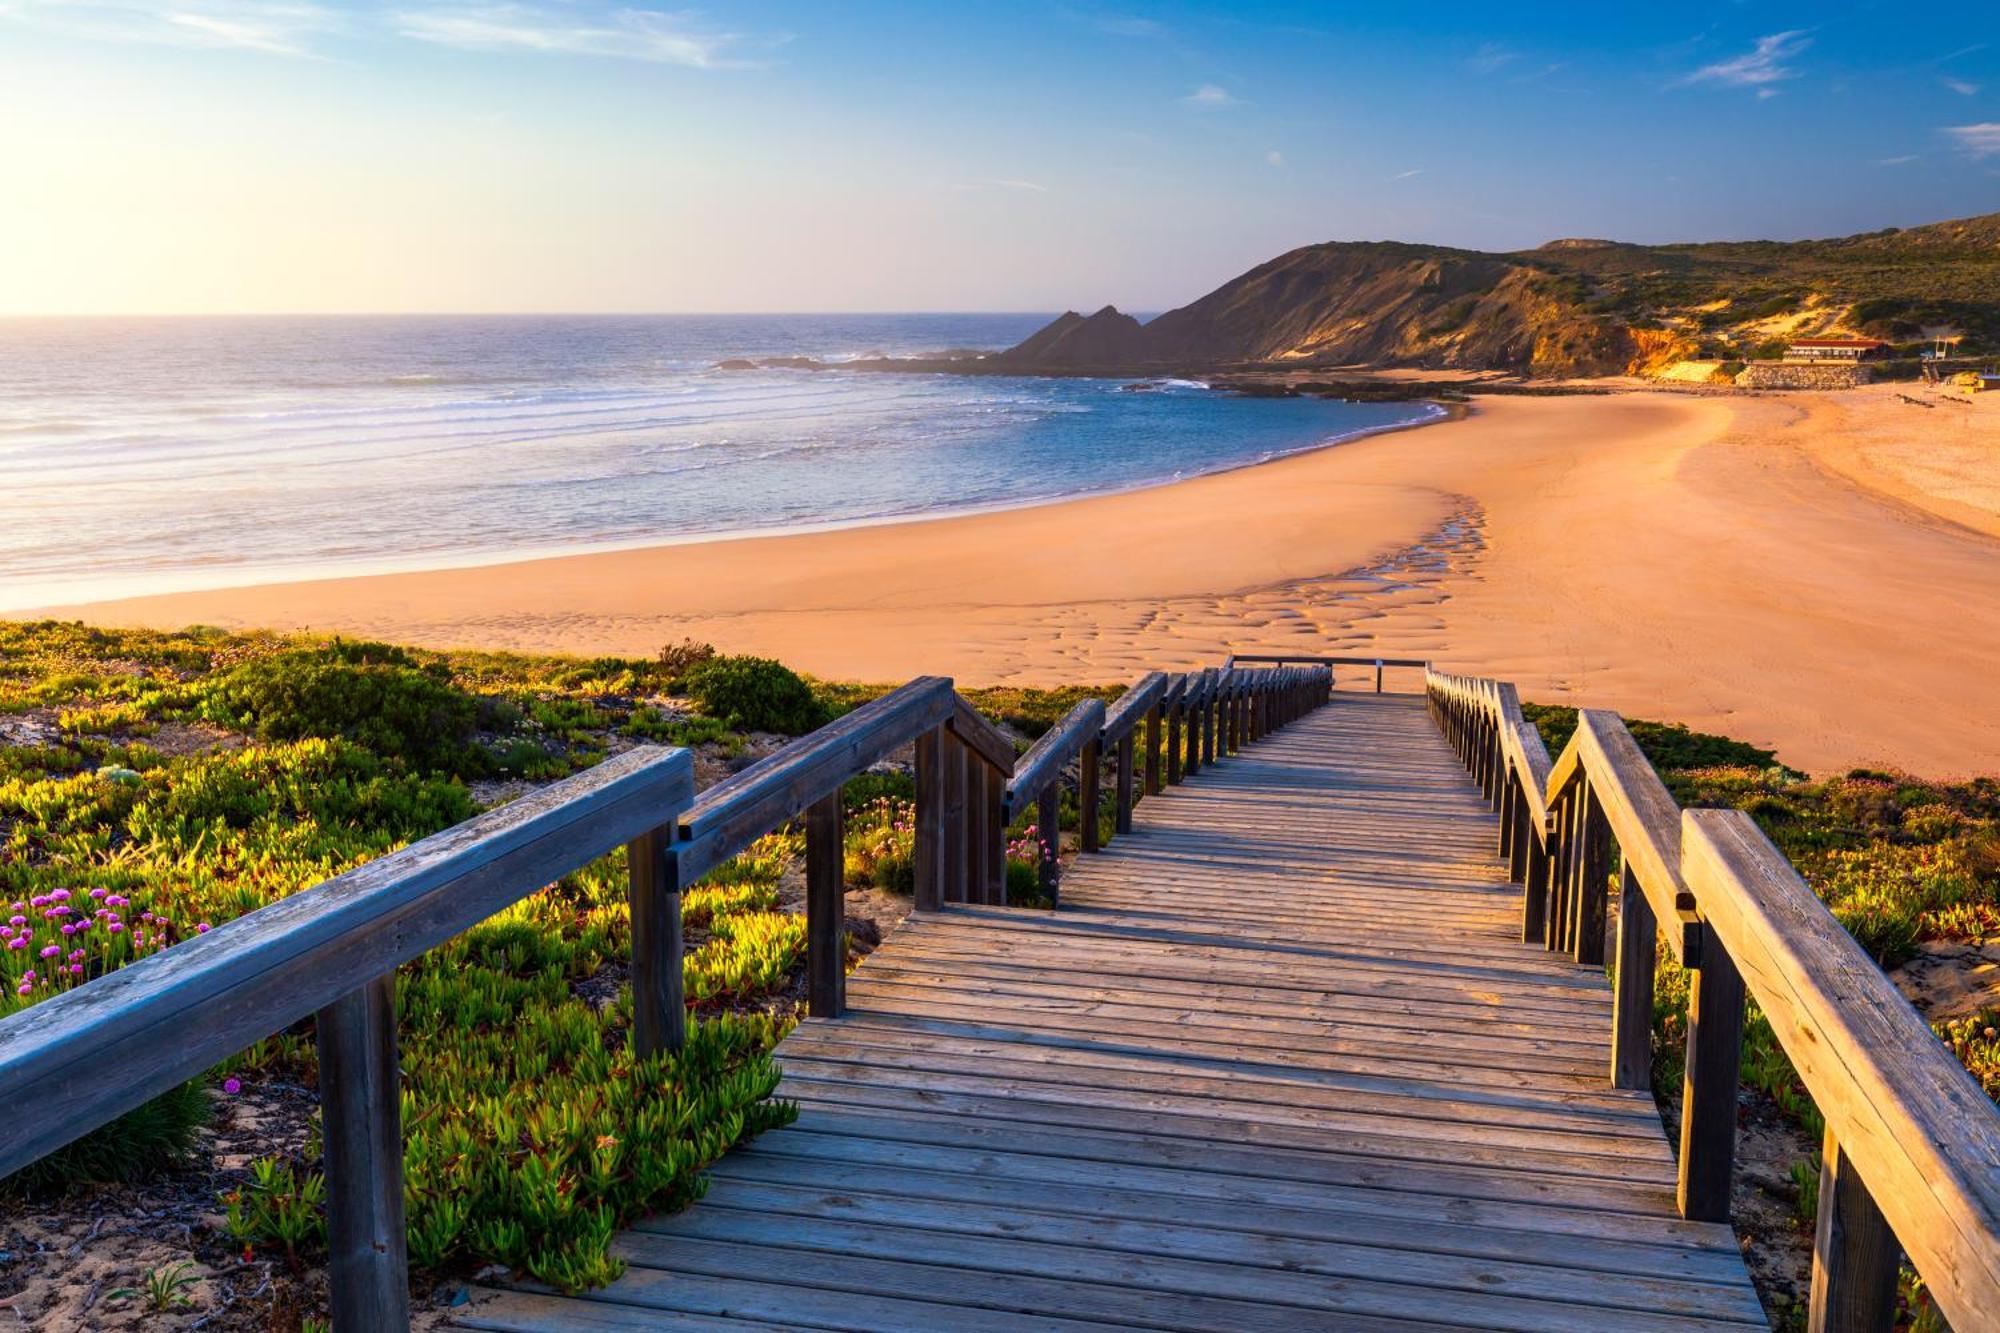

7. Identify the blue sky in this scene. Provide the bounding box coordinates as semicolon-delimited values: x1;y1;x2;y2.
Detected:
2;1;1995;313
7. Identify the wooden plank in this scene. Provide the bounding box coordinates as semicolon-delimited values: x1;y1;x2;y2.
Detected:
0;744;693;1176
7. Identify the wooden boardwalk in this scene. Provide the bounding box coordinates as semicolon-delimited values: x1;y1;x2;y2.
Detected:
464;693;1766;1331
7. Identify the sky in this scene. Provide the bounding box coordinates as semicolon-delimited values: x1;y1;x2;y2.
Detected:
2;0;1997;314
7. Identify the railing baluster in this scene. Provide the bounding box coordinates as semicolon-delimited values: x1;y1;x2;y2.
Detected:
941;731;968;902
1521;810;1550;944
317;973;410;1332
1079;734;1103;853
980;760;1007;903
1114;731;1136;835
1808;1131;1902;1333
1144;703;1163;796
1166;693;1184;784
629;824;687;1057
1574;786;1612;966
1037;783;1061;903
1677;920;1745;1223
805;791;845;1017
1611;860;1655;1090
914;724;946;911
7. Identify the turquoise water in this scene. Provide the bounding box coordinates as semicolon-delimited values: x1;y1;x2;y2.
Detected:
0;314;1439;608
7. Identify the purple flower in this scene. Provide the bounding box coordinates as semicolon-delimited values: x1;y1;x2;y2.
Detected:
51;889;69;902
68;965;82;976
14;984;28;997
39;945;59;959
222;1078;242;1095
196;923;210;934
5;939;25;950
29;896;48;908
59;924;75;937
88;888;106;901
7;916;24;927
107;922;123;934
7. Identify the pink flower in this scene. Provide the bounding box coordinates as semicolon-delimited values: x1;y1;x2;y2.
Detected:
14;984;28;997
196;923;210;934
5;939;25;950
68;965;82;976
107;922;123;933
39;945;59;958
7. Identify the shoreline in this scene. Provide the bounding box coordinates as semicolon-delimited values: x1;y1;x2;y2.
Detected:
6;398;1450;615
27;386;2000;777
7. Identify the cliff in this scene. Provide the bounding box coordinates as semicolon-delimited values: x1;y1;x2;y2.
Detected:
997;211;2000;377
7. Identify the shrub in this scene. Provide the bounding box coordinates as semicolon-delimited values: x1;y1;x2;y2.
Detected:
655;638;717;685
206;642;481;772
681;656;825;735
844;797;916;894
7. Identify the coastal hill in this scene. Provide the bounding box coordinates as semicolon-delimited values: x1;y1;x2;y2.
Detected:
998;211;2000;377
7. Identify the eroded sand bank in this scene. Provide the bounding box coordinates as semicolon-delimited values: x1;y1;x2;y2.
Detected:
39;386;2000;775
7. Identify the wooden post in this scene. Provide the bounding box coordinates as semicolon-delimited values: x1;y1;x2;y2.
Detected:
805;792;845;1018
1183;692;1201;776
1521;814;1550;944
1611;861;1656;1091
1166;701;1184;784
1114;733;1136;835
1545;794;1572;952
1079;736;1103;853
1808;1131;1901;1333
1498;773;1517;864
1374;660;1384;693
629;826;685;1057
1508;786;1531;883
981;762;1007;904
1574;789;1612;966
1678;924;1745;1223
1037;783;1061;904
914;726;945;912
317;973;410;1333
1143;704;1163;796
941;732;968;903
1201;686;1216;764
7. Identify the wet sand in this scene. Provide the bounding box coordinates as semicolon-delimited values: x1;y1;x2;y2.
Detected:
36;386;2000;776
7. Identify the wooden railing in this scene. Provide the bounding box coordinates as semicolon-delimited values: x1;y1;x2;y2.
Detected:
0;660;1331;1331
1426;668;2000;1333
1226;652;1427;694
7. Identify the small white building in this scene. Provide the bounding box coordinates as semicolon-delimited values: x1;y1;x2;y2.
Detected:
1784;337;1890;363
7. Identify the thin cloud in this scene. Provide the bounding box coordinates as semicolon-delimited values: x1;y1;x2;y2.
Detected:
1942;77;1980;96
1877;154;1918;166
1265;150;1284;167
1094;13;1160;37
1682;30;1810;89
0;0;341;55
1182;84;1239;108
1466;42;1517;74
394;4;753;66
1391;168;1422;181
1944;123;2000;157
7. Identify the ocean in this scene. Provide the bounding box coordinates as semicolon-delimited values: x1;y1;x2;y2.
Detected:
0;314;1441;611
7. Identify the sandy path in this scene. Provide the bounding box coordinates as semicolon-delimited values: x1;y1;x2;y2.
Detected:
36;389;2000;776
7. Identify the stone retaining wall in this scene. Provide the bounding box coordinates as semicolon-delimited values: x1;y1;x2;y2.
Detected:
1734;361;1870;390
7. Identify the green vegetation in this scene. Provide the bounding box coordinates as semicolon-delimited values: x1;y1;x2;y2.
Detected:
0;621;834;1292
681;654;826;735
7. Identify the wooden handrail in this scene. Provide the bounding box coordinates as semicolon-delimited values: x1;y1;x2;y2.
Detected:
1424;665;2000;1333
1100;670;1166;745
0;744;696;1327
1004;698;1104;822
1684;811;2000;1327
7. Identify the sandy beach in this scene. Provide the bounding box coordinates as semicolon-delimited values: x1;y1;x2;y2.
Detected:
39;384;2000;777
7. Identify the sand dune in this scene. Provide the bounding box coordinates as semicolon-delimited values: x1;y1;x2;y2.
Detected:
41;386;2000;776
